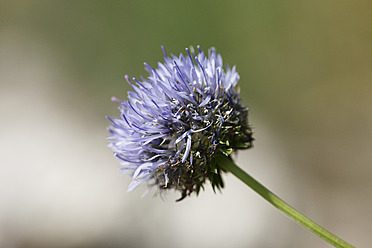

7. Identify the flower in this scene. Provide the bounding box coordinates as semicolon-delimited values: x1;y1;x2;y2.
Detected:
107;46;253;200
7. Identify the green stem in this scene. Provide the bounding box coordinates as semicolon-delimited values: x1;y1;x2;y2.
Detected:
216;155;355;248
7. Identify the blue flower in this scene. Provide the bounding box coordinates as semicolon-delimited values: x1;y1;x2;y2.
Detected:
107;46;253;200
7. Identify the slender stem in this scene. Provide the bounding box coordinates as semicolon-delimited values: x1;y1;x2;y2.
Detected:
216;155;356;248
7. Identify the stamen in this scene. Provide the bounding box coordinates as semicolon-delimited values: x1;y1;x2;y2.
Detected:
161;45;167;57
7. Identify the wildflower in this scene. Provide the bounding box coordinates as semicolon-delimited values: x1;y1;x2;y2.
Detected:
107;46;253;200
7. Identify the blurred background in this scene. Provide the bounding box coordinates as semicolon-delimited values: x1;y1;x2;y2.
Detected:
1;1;371;247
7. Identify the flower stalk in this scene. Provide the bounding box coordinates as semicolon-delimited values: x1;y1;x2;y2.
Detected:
216;154;355;248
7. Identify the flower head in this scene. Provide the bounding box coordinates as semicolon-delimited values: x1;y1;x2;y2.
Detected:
107;46;253;200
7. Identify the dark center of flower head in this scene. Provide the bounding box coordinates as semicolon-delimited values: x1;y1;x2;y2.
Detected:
107;46;253;201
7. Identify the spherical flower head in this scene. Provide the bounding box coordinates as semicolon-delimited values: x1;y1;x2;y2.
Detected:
107;46;253;201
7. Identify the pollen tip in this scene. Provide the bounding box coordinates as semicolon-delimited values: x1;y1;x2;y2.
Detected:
124;75;131;83
111;96;121;104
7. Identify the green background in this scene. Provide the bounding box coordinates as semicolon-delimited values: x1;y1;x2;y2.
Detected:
1;1;371;247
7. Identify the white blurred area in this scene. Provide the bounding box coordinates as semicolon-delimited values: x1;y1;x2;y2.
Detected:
0;31;301;248
0;31;125;247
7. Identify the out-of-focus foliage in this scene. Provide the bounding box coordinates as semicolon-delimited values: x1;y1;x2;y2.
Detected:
1;1;371;247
